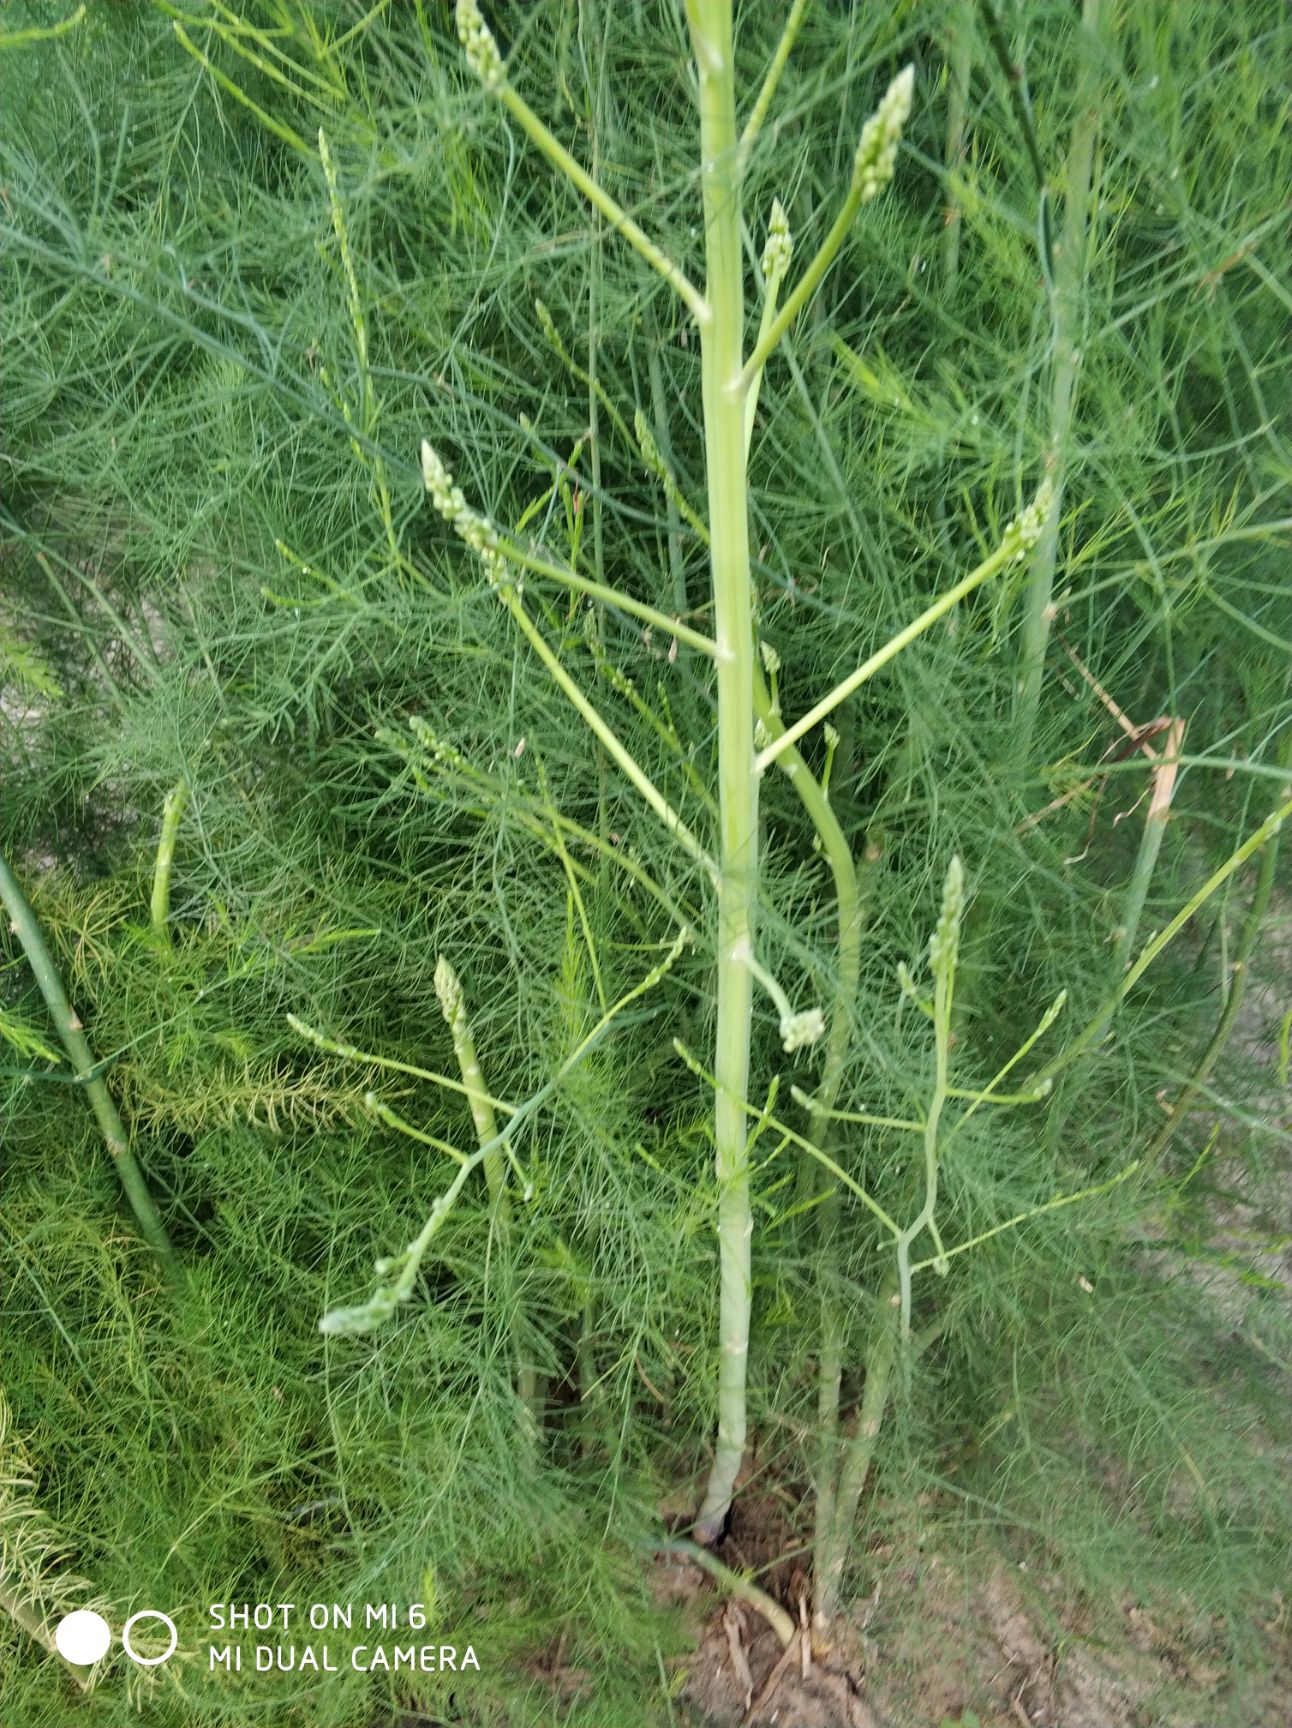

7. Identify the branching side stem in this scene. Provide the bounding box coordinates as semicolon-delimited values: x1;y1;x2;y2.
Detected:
493;84;709;324
736;0;810;179
498;581;717;880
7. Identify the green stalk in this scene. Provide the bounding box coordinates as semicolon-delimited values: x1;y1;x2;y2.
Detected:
687;0;760;1548
756;501;1047;774
813;1271;898;1626
1014;0;1106;751
435;957;539;1430
1094;721;1185;1044
452;0;917;1549
894;858;964;1333
497;581;717;879
318;928;692;1335
941;0;974;294
736;0;810;180
1046;723;1184;1151
493;87;706;321
1032;793;1292;1090
750;675;866;1593
0;852;178;1278
736;64;915;395
149;776;188;945
435;957;513;1222
473;531;718;658
1141;721;1292;1174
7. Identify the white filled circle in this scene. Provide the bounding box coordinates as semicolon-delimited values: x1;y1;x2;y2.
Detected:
121;1609;178;1666
54;1609;112;1665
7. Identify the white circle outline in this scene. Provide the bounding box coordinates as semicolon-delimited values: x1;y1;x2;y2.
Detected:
121;1609;178;1666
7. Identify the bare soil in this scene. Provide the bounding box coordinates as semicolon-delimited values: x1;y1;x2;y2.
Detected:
654;1538;1289;1728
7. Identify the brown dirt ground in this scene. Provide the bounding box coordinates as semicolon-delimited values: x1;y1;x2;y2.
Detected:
650;1535;1289;1728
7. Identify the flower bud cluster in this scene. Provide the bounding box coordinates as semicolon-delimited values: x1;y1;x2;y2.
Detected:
780;1008;825;1053
634;409;666;481
434;955;466;1036
761;198;793;285
455;0;505;90
534;298;560;349
853;64;915;203
1004;478;1055;561
927;855;964;979
408;716;468;773
421;439;510;588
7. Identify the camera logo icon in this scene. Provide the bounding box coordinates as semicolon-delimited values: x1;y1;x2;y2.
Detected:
54;1608;178;1667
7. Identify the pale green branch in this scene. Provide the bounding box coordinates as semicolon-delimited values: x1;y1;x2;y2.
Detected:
909;1157;1141;1273
736;65;914;393
737;0;811;178
1033;795;1292;1086
454;0;708;325
322;930;690;1333
499;583;717;880
757;488;1050;772
788;1086;923;1133
149;777;188;945
673;1039;901;1237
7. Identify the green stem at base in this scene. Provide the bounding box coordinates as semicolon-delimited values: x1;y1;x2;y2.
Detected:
813;1272;899;1627
0;852;179;1279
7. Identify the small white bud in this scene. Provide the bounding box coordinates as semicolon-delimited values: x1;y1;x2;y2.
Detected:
927;855;964;976
434;956;464;1029
853;65;915;204
759;640;781;676
761;197;793;284
780;1008;826;1053
455;0;505;90
420;439;458;517
1004;478;1055;560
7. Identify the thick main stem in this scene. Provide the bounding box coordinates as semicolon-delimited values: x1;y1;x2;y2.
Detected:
690;0;759;1547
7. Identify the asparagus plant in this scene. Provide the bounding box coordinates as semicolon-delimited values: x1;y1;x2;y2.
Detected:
437;0;1052;1553
306;1;1292;1617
